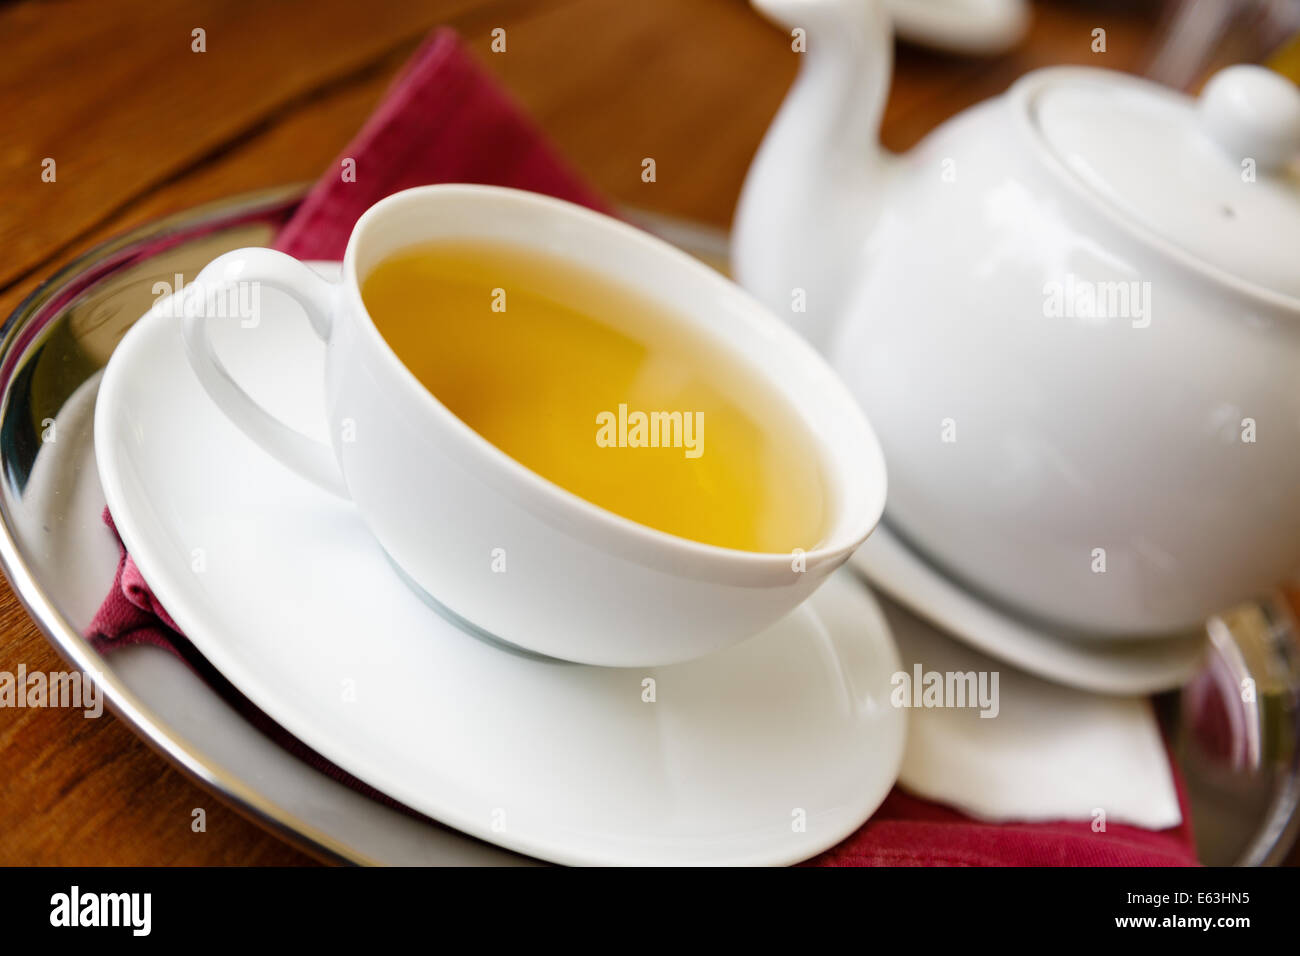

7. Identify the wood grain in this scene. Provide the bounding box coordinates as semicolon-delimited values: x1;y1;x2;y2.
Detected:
3;0;1288;866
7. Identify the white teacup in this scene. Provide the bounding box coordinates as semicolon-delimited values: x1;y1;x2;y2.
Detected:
184;184;886;666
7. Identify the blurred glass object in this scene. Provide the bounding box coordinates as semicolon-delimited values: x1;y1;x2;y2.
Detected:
1147;0;1300;88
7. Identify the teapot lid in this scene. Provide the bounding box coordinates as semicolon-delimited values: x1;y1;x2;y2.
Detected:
1023;65;1300;304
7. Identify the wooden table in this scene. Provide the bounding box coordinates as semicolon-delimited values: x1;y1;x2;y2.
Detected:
0;0;1257;864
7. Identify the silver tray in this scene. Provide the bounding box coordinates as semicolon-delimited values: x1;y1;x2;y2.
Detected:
1;185;1297;866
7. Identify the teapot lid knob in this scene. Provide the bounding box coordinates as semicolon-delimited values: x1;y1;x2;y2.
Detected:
1198;65;1300;172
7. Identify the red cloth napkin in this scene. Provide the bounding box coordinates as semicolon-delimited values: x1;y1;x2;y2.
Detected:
87;28;1198;866
811;776;1198;867
274;30;608;259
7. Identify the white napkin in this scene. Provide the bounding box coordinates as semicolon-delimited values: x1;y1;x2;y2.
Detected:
878;596;1183;830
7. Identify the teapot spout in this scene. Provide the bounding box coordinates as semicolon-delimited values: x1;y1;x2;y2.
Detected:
733;0;893;352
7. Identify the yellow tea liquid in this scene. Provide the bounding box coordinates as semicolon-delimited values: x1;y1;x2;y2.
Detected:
361;239;827;554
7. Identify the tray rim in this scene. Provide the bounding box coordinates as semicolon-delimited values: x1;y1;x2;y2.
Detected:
0;184;385;865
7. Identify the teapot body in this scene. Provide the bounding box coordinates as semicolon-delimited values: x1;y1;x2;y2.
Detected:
830;87;1300;636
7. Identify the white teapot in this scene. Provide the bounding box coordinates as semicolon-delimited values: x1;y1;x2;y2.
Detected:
734;0;1300;638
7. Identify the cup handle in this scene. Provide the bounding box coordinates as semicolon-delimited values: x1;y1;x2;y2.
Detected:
182;248;350;499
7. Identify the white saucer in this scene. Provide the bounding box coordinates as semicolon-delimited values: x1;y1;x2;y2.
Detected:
94;264;906;866
851;524;1205;696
